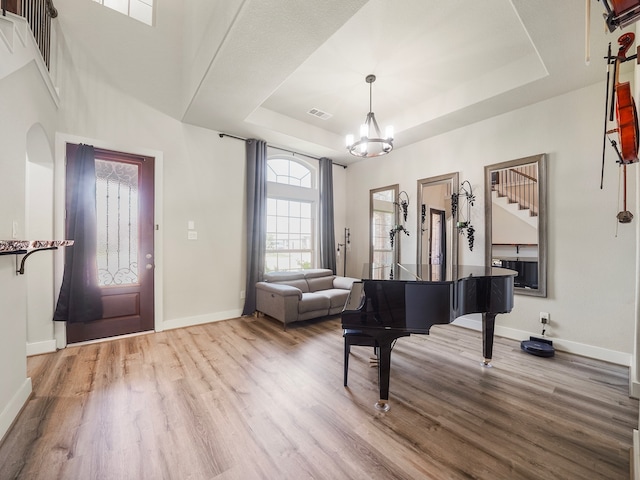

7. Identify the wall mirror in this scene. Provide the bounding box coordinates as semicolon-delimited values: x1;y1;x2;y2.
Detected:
370;184;399;280
484;154;547;297
416;172;459;281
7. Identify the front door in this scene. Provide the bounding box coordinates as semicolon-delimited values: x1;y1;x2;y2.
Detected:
66;145;155;343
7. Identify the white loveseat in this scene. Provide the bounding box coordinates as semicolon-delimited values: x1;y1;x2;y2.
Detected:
255;269;358;328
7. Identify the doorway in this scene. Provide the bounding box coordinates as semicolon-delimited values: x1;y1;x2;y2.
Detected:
416;173;458;281
429;208;445;266
65;144;155;344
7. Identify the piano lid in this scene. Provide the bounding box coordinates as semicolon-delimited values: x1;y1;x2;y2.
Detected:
361;263;517;282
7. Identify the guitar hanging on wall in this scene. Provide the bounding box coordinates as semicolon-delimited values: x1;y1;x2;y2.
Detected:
603;32;639;222
599;0;640;32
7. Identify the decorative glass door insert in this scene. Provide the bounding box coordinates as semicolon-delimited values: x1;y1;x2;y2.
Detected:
95;159;139;286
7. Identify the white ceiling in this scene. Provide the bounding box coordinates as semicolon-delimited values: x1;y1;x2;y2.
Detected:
55;0;634;164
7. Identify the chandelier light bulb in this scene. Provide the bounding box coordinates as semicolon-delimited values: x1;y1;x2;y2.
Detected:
346;134;354;147
385;125;394;141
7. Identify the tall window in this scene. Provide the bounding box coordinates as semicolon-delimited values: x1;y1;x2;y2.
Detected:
265;155;317;272
92;0;154;26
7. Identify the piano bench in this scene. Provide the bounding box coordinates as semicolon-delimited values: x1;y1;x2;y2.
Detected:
343;329;377;387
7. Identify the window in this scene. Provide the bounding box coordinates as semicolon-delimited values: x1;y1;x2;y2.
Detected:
267;158;311;187
265;155;317;272
92;0;154;26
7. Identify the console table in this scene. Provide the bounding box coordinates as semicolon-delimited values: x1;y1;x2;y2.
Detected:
0;240;74;274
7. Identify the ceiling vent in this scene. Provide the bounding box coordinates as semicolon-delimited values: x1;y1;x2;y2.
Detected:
307;108;332;120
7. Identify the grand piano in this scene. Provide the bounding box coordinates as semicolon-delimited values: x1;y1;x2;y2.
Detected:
341;264;516;411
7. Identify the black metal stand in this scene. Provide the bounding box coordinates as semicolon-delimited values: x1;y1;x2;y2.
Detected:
336;227;350;277
0;246;58;275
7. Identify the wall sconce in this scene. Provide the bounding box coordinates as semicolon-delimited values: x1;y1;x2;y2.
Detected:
452;180;476;251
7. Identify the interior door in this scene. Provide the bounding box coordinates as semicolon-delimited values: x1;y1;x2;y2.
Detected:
428;208;446;281
66;145;155;344
428;209;445;265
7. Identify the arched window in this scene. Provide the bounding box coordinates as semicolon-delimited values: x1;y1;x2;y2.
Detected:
265;155;317;272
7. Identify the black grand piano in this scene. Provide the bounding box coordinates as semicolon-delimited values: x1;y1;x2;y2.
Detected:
341;264;516;411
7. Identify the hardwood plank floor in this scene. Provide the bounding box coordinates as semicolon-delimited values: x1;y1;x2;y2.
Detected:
0;316;636;479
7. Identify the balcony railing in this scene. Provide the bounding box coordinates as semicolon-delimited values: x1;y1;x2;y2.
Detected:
2;0;58;69
491;164;538;216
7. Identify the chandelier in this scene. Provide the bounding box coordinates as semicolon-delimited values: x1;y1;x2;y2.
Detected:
346;74;394;158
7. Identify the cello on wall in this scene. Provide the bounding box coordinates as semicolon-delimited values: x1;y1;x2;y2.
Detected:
611;32;639;165
603;32;639;222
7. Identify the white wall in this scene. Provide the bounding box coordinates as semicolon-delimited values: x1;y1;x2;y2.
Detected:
25;126;56;355
345;81;635;364
0;61;58;441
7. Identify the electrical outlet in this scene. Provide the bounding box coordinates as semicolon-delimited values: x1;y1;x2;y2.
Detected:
540;312;550;324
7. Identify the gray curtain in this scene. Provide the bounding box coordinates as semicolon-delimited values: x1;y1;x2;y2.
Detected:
242;139;267;315
53;143;103;323
319;157;337;273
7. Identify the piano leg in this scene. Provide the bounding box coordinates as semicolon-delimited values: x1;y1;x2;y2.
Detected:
373;332;410;412
375;339;392;412
482;312;496;367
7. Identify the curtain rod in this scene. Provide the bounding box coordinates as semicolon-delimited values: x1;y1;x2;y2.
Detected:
219;133;347;169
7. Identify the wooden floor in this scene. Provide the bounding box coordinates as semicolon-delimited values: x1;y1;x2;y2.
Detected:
0;316;637;480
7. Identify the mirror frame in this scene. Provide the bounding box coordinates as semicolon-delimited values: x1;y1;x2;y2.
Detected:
484;153;547;297
416;172;459;270
369;184;400;268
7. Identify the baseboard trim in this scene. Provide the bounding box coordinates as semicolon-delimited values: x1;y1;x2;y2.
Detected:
453;315;631;366
26;339;57;357
631;361;640;399
161;309;243;331
0;378;32;444
634;430;639;480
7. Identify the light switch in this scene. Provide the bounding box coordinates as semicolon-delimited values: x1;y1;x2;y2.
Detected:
188;231;198;240
188;220;195;230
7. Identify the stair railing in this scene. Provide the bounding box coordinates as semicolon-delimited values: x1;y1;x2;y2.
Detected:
491;164;538;216
2;0;58;69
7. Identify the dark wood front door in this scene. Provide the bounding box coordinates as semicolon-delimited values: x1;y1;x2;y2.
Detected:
66;145;155;344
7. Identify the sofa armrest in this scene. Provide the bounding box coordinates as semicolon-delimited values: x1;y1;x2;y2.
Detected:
332;276;359;291
256;281;302;325
255;281;303;299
